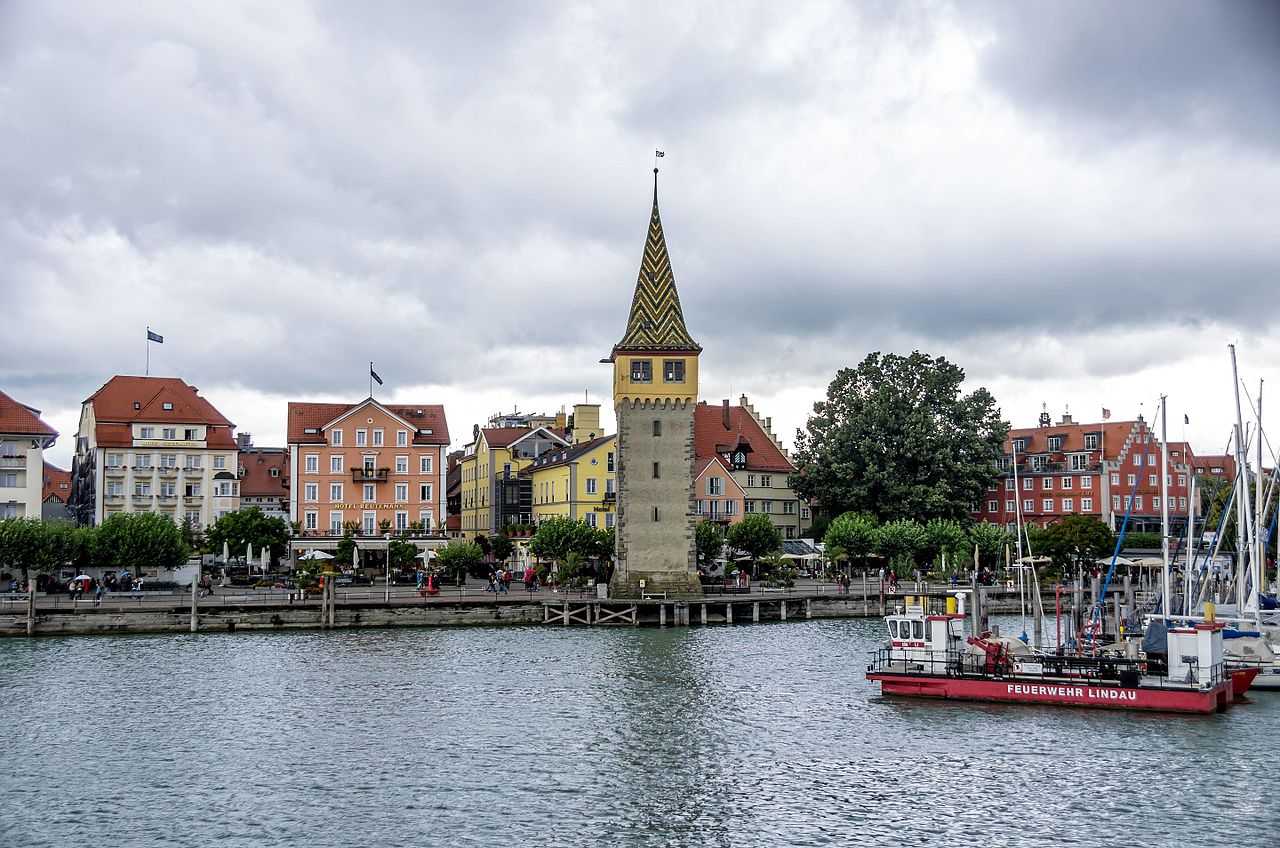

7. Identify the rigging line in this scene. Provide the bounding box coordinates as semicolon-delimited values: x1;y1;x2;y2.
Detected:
1084;430;1149;647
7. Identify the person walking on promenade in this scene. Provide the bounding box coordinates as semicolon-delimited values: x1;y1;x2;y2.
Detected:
485;572;498;593
94;581;103;606
496;569;507;594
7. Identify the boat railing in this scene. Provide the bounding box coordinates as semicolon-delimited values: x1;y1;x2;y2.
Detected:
869;648;1225;688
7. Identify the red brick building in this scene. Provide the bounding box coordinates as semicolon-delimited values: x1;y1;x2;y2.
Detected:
974;411;1226;534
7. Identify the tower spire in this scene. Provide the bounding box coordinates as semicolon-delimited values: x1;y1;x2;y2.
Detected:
614;170;700;353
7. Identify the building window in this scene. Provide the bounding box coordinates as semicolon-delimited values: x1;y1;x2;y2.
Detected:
745;501;756;513
134;453;152;469
419;510;434;528
1127;474;1136;486
330;483;343;502
363;512;376;534
419;484;432;502
1084;434;1099;450
606;478;615;496
1023;499;1034;512
785;526;795;539
1061;476;1072;489
140;427;155;439
304;511;318;531
652;462;660;479
185;456;202;470
420;455;433;474
707;477;723;496
761;475;773;488
215;481;237;497
396;430;408;447
1082;476;1093;489
1047;436;1063;451
1062;498;1073;512
632;359;653;383
1110;473;1120;485
305;455;319;473
213;456;226;470
1177;475;1186;487
1082;497;1093;512
605;512;615;528
160;454;176;468
396;456;409;474
326;455;339;473
652;420;662;437
363;484;375;502
162;427;176;440
652;506;660;521
587;512;598;528
184;428;199;440
663;360;685;382
356;429;367;446
134;482;152;497
1012;438;1027;453
586;478;598;494
373;429;384;447
331;429;343;446
395;511;408;531
1135;496;1143;509
305;483;318;502
762;501;773;513
1043;477;1053;490
1179;496;1187;510
1004;479;1014;491
1153;496;1161;509
330;511;344;533
988;500;998;512
607;452;615;472
1147;454;1155;465
395;483;408;501
1042;498;1053;512
1023;477;1033;491
1149;475;1158;487
1113;496;1122;510
727;501;739;516
783;501;796;515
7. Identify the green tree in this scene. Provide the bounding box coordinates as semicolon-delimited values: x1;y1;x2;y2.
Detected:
490;533;515;566
46;520;94;574
204;507;290;564
823;512;878;568
94;513;187;573
592;526;615;563
806;512;832;545
529;517;597;564
0;517;54;582
433;540;483;584
969;521;1014;569
473;533;491;559
824;544;848;576
875;519;926;573
387;536;419;572
790;351;1008;522
334;530;356;566
726;514;783;572
920;518;969;571
695;520;725;571
1036;514;1113;572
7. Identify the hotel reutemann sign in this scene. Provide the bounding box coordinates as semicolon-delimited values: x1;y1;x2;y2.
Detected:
332;503;410;510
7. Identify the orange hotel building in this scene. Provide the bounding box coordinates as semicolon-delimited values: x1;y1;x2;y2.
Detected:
287;398;450;536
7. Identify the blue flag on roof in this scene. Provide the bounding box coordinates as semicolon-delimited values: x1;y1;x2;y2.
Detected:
147;330;163;343
370;365;384;386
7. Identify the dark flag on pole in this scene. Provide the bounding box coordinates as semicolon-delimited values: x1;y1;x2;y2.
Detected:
655;150;665;157
370;365;384;386
147;330;164;344
1184;414;1190;425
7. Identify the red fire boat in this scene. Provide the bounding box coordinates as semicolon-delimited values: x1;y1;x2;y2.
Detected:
866;612;1246;714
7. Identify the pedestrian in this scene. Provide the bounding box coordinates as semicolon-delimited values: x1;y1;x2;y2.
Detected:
485;572;497;593
94;582;103;606
496;570;507;594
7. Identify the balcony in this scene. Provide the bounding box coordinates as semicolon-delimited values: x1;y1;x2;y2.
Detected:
350;467;390;482
104;494;124;504
183;494;203;503
0;455;25;469
158;466;179;477
133;466;156;475
158;494;178;503
183;466;204;475
603;492;616;502
105;465;126;477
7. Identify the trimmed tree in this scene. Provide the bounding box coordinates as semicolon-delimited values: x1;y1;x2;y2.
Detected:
970;521;1014;570
94;513;187;573
823;512;878;569
695;520;725;573
726;514;783;575
434;540;483;585
874;519;926;575
790;351;1007;523
204;507;290;565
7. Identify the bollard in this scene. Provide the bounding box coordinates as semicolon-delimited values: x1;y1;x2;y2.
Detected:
780;600;787;621
659;604;667;627
752;602;760;623
700;604;707;625
726;603;733;624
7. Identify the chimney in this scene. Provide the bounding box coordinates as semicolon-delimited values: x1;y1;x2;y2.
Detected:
1058;413;1075;425
236;432;252;449
722;399;730;429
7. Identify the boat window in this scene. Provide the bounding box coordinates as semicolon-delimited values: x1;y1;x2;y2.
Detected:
888;620;899;639
913;620;925;639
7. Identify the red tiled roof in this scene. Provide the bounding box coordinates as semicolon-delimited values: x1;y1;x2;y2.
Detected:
238;448;290;498
86;376;236;448
287;400;450;446
0;389;57;438
43;461;70;502
1005;420;1140;459
481;426;567;449
694;402;794;473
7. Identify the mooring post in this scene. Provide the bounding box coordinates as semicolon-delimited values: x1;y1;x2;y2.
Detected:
805;597;812;619
780;600;787;621
659;603;667;627
563;600;570;626
26;581;35;637
329;580;336;628
700;603;707;625
752;601;760;623
726;603;733;624
190;574;198;633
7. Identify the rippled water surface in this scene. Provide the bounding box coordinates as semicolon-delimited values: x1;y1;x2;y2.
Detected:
0;618;1272;847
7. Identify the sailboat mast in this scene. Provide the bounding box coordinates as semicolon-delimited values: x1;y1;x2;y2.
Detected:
1230;344;1252;617
1160;395;1171;624
1255;380;1264;629
1184;476;1196;617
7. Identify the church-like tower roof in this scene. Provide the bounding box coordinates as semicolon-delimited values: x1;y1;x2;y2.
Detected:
613;170;701;354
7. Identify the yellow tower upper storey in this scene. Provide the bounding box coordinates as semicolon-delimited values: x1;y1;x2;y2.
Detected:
610;169;701;405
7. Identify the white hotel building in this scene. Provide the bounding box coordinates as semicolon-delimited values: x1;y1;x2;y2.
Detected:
0;389;58;520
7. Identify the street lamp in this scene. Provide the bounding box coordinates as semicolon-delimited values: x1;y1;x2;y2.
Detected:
384;531;392;604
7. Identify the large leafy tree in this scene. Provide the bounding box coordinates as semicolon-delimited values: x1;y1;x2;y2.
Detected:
204;507;290;564
969;521;1014;569
490;533;515;566
790;351;1008;523
0;517;54;582
823;512;878;568
726;514;783;568
433;540;483;584
920;518;970;569
695;520;725;571
875;519;926;572
94;513;187;573
529;517;597;564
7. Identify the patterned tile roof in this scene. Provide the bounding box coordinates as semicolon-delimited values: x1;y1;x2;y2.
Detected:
43;461;71;502
0;389;57;438
613;171;700;353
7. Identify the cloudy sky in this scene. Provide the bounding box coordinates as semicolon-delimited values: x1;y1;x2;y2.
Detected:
3;1;1278;469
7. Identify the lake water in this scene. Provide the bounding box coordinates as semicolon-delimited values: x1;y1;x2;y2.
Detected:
0;617;1270;847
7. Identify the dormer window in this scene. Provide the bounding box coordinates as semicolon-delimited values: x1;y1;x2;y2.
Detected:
1012;438;1028;453
733;451;746;468
270;468;280;477
1047;436;1063;452
631;359;653;383
162;402;173;411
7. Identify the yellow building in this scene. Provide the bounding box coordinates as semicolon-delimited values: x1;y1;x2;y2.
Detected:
525;432;616;529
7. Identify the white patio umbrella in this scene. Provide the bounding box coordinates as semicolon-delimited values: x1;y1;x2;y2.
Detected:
222;541;229;563
299;550;334;561
260;548;269;573
246;542;253;567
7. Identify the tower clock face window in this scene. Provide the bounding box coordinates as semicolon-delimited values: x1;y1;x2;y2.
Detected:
663;360;684;382
631;359;653;383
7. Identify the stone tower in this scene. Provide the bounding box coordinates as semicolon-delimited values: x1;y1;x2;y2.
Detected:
607;169;702;599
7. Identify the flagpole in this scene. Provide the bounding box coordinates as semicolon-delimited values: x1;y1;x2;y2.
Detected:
146;326;150;377
369;361;373;398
